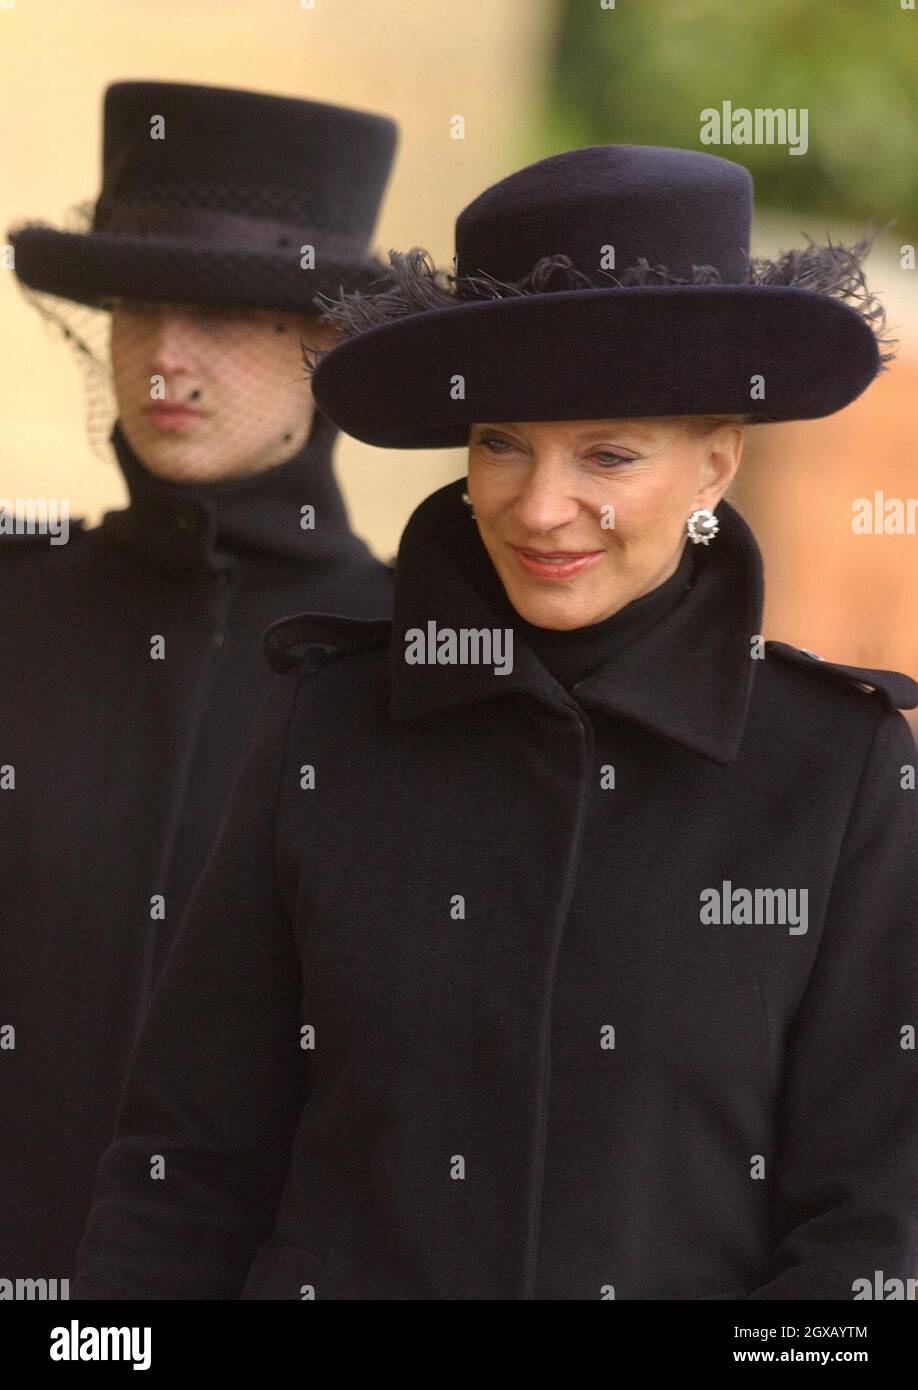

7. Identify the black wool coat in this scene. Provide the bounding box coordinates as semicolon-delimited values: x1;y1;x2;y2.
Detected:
74;480;918;1301
0;412;393;1280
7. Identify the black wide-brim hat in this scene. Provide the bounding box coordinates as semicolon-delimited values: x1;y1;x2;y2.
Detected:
9;80;398;312
311;145;894;448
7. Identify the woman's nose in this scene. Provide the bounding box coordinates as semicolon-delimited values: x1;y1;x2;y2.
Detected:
147;312;197;374
513;465;581;533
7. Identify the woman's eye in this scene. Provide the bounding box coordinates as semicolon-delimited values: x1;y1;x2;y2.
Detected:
474;437;635;465
593;451;635;467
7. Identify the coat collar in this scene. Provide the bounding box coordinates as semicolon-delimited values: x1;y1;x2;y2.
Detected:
100;412;369;579
388;478;764;765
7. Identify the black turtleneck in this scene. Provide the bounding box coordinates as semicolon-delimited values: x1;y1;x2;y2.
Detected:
103;410;375;579
454;510;698;691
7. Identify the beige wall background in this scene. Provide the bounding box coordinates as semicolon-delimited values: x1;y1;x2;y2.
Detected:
730;211;918;725
1;0;557;559
3;0;916;736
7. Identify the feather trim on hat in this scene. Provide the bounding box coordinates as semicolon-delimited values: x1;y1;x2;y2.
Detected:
305;232;896;373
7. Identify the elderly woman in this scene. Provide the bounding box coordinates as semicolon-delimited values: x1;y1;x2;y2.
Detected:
74;146;918;1301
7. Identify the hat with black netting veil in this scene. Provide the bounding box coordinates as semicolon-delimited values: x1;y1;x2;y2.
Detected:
310;144;895;448
9;80;398;311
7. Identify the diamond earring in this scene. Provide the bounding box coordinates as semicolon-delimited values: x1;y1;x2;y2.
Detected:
686;507;719;545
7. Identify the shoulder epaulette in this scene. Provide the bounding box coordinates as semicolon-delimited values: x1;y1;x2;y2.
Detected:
264;613;391;675
765;640;918;712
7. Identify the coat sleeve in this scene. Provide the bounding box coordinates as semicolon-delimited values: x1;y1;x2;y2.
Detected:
742;707;918;1299
72;677;308;1299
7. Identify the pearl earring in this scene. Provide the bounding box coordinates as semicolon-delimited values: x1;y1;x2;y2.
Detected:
686;507;719;545
461;487;475;518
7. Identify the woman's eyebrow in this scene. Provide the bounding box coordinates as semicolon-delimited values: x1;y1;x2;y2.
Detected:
578;422;656;444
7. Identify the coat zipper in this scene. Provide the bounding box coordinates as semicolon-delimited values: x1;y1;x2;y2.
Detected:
521;694;595;1298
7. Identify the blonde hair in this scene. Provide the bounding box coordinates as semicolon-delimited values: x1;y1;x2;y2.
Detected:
685;413;749;431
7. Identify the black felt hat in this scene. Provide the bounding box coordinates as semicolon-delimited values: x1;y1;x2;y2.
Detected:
310;144;893;448
9;80;398;311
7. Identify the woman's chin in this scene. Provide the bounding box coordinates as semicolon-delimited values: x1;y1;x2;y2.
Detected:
502;584;608;631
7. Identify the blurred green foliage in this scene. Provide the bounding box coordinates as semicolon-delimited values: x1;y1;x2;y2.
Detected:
541;0;918;236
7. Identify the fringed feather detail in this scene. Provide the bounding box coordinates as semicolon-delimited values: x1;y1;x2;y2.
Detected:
745;233;896;365
305;231;897;374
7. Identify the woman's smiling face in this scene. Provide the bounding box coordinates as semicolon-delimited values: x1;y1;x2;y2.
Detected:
466;416;744;630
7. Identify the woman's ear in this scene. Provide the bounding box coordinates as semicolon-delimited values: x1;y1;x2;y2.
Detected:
693;421;744;512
